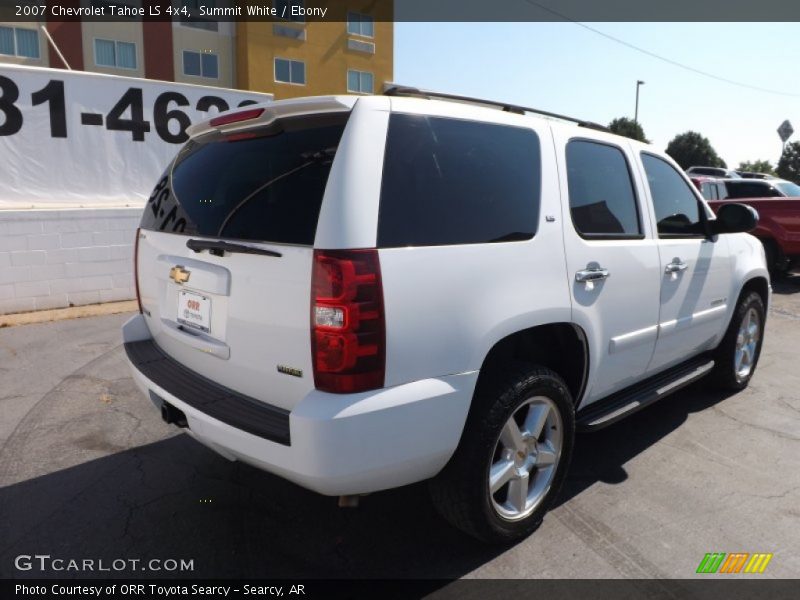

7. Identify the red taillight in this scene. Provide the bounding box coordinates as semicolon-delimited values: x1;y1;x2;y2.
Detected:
133;227;143;314
311;249;385;394
210;108;264;128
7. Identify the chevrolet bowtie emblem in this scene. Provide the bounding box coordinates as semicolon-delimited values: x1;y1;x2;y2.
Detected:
169;266;191;284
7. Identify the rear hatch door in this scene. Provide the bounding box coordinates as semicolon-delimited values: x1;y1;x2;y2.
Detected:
136;109;350;411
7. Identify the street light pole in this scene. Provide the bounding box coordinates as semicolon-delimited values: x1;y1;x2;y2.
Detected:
635;80;645;125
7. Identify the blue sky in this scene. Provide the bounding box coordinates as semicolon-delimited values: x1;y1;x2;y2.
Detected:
395;22;799;169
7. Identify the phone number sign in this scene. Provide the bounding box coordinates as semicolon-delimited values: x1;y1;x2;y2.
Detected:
0;64;271;207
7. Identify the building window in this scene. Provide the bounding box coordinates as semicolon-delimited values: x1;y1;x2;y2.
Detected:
94;39;137;69
0;26;40;59
347;39;375;54
347;12;374;37
273;24;306;40
274;0;305;22
180;0;220;31
183;50;219;78
347;69;373;94
274;58;306;84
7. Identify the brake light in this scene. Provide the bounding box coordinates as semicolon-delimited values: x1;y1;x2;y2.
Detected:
225;132;260;142
210;108;264;128
311;249;385;394
133;227;142;314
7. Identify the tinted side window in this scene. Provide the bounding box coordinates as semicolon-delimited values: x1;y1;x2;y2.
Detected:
727;182;780;198
641;153;703;237
566;140;641;237
700;182;716;200
378;114;541;247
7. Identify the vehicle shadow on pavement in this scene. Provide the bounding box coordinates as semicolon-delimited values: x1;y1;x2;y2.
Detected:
0;431;499;581
558;382;737;506
0;383;738;582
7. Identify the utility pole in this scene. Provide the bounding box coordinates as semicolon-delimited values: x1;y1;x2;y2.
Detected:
634;80;645;126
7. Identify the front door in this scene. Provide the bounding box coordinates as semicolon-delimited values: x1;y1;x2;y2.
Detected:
638;152;733;373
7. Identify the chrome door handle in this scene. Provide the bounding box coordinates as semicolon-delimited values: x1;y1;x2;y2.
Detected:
575;267;610;282
665;260;688;274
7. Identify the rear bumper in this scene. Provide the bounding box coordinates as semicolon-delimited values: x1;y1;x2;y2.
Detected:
122;314;477;496
125;338;291;445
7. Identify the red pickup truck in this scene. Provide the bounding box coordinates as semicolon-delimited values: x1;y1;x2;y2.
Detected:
692;177;800;274
690;177;800;275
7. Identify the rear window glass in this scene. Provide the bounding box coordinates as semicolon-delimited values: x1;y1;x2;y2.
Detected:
377;114;541;247
139;113;348;245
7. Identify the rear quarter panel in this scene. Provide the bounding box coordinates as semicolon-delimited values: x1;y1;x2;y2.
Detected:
376;99;571;387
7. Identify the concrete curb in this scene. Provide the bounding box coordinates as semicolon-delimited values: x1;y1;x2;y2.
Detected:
0;301;138;328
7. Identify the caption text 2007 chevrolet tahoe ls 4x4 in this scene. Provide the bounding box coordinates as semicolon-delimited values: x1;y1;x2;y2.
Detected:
123;87;768;542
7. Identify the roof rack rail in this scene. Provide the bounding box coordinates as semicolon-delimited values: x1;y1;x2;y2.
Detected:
383;83;609;133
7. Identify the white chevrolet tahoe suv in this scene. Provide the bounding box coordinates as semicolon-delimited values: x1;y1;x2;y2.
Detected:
123;87;769;543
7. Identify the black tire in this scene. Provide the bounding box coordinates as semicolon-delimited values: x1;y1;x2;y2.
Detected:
710;290;766;391
762;240;787;279
429;363;575;543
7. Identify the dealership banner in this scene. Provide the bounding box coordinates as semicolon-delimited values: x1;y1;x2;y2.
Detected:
0;64;271;208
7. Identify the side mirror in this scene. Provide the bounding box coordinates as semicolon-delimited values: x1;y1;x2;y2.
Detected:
709;203;759;235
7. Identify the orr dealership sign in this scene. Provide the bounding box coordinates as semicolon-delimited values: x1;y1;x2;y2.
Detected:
0;64;271;208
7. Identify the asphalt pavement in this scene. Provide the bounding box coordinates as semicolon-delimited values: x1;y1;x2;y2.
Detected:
1;276;799;581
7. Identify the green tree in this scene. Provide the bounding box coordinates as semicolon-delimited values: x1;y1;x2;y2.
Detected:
665;131;726;170
608;117;649;143
776;142;800;184
737;159;775;175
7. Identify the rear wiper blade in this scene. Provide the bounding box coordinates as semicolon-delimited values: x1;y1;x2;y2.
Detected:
186;239;282;258
216;149;336;237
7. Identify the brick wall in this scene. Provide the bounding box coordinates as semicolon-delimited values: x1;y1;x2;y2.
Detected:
0;208;142;315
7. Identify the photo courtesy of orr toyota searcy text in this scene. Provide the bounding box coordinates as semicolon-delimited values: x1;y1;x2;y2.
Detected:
14;584;302;597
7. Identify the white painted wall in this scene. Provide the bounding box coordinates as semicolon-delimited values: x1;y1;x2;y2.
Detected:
0;208;141;315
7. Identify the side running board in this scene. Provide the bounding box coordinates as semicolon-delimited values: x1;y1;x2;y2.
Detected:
576;356;715;431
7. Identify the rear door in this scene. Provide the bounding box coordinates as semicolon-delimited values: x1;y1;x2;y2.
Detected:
554;130;662;404
136;110;351;411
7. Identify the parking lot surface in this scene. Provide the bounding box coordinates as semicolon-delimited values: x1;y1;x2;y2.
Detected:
1;277;799;580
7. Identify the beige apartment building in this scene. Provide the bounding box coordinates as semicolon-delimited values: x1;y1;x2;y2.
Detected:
1;1;393;98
